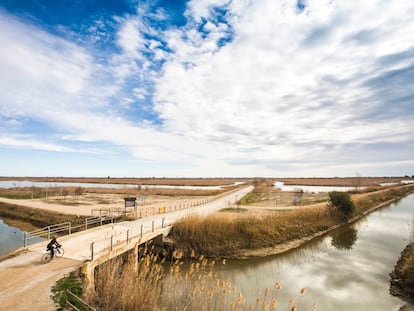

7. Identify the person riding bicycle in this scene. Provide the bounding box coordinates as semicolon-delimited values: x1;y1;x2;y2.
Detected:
46;236;61;258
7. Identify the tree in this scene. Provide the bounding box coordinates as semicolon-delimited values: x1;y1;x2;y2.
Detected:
329;191;355;219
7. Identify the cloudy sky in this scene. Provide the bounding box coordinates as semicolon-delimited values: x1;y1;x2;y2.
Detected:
0;0;413;178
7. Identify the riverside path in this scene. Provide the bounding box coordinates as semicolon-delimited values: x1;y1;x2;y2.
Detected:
0;185;253;311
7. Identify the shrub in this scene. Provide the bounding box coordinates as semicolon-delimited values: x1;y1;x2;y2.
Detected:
329;191;355;218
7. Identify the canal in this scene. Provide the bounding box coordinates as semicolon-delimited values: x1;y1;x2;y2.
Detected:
1;193;413;309
0;218;44;257
212;194;414;310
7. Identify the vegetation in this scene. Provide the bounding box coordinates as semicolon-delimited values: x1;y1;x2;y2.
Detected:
328;191;355;218
0;202;88;229
390;243;414;302
51;271;84;310
90;250;307;311
171;206;333;257
171;184;414;258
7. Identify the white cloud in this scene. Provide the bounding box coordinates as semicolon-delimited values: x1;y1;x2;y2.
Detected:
153;0;414;175
1;1;414;177
0;135;72;152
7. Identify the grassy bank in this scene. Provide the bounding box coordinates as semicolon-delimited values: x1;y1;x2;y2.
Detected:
170;184;414;258
0;202;88;230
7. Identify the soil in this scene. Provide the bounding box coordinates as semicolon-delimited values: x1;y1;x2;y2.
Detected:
390;243;414;302
0;251;82;311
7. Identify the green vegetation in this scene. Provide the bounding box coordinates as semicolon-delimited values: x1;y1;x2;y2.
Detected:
51;271;84;310
328;191;355;218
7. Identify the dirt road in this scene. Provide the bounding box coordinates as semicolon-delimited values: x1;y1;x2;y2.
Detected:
0;251;82;311
0;186;254;310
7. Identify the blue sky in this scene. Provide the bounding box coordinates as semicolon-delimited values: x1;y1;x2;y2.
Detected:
0;0;413;177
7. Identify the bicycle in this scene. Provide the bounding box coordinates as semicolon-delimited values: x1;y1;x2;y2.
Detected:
41;245;64;263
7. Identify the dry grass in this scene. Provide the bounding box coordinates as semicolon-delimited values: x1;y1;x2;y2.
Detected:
171;206;333;257
172;184;414;258
90;250;306;311
0;202;88;229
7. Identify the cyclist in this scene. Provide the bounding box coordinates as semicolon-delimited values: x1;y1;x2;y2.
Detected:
46;236;61;259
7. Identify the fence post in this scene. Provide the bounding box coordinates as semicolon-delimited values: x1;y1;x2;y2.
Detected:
111;236;113;251
152;220;154;232
47;226;51;239
140;224;143;237
69;223;71;235
23;232;27;248
90;242;94;261
127;229;129;244
85;219;88;230
162;217;165;228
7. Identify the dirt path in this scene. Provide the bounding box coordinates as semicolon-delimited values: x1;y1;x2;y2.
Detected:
0;196;213;217
0;251;82;311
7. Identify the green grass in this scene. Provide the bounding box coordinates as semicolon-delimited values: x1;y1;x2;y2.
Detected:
51;271;84;310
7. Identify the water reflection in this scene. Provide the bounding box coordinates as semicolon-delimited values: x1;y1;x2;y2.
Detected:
212;194;414;310
330;226;358;250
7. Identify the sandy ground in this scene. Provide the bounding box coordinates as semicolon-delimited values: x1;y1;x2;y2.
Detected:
0;195;213;217
0;251;82;311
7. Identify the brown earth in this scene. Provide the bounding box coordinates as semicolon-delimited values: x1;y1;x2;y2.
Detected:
0;250;82;311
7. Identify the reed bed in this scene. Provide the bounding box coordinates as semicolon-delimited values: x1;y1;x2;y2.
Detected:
172;184;414;258
90;251;308;311
171;206;333;257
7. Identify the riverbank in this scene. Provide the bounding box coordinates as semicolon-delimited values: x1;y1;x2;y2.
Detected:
170;184;414;258
0;202;88;229
390;242;414;303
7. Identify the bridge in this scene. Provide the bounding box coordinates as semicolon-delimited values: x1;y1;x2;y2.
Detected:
0;186;253;311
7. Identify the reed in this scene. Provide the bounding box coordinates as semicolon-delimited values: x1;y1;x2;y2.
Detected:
172;184;414;258
89;250;308;311
171;206;333;257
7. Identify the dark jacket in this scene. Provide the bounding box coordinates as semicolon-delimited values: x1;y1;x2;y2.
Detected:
47;238;60;250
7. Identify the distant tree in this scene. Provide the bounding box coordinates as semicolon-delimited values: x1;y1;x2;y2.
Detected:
329;191;355;219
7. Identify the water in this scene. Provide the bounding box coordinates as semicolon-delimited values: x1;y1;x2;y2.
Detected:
213;194;414;310
274;181;361;193
0;219;42;256
0;180;229;190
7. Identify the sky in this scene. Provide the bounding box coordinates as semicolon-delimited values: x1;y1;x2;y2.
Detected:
0;0;413;178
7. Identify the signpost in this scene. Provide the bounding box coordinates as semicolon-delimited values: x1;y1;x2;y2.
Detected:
124;197;137;215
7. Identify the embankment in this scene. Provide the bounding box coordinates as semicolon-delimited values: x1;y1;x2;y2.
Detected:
0;202;88;229
170;184;414;258
390;242;414;302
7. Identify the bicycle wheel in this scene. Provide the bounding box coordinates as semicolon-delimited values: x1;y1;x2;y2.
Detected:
41;253;51;264
55;247;65;258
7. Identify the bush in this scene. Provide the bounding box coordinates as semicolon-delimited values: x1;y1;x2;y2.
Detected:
329;191;355;218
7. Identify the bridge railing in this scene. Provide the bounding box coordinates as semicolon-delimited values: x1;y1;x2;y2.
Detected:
23;216;115;247
89;217;168;260
66;290;96;311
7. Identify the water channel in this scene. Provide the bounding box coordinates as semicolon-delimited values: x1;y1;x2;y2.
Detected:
1;193;413;309
0;180;230;190
210;194;414;310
